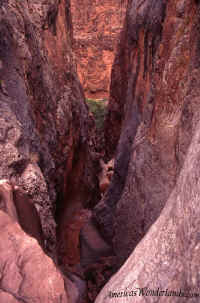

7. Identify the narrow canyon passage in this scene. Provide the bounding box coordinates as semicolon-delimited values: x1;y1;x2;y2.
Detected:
55;1;128;301
0;0;125;301
0;0;128;301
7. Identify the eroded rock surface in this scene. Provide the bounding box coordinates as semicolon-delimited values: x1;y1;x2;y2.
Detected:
0;210;68;302
0;0;102;301
0;180;44;248
95;118;200;303
71;0;128;98
94;0;200;268
0;180;67;302
0;0;99;261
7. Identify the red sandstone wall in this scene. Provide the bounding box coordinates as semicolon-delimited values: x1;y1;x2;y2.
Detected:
71;0;128;99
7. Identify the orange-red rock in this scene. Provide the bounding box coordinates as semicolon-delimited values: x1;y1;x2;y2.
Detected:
0;0;100;260
0;0;101;299
57;209;90;269
71;0;128;99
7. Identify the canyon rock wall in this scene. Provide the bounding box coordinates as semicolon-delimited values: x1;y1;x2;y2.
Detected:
71;0;128;99
0;208;67;302
94;0;200;300
96;117;200;301
0;0;99;276
93;0;200;270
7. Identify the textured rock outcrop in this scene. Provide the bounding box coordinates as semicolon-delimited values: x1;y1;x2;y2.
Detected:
94;0;200;268
0;0;99;261
92;1;200;301
0;0;103;300
95;118;200;302
71;0;128;98
0;180;67;302
0;209;68;302
98;159;114;196
0;180;44;248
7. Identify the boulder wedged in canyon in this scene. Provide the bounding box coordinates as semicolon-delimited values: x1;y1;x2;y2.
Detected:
71;0;128;98
93;0;200;266
0;0;99;263
95;118;200;303
0;180;44;248
0;209;67;302
80;217;112;269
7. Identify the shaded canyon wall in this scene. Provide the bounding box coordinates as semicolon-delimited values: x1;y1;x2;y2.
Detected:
93;0;200;270
0;0;100;300
94;0;200;301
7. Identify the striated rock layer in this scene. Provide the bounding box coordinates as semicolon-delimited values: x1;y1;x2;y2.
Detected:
0;1;102;300
94;0;200;271
94;0;200;301
71;0;128;99
96;118;200;301
0;0;99;261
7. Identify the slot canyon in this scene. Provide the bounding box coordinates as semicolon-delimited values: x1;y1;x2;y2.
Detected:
1;0;200;303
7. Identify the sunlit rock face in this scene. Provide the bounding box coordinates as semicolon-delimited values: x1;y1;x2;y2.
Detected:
96;118;200;303
94;0;200;301
94;0;200;266
71;0;128;99
0;0;99;260
0;209;68;302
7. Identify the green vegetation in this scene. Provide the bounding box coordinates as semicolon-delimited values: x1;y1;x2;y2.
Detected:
86;98;107;130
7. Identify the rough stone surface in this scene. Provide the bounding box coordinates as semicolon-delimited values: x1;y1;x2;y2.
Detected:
0;180;44;248
57;208;90;270
80;217;112;269
94;0;200;267
71;0;128;98
0;209;68;302
13;184;44;248
95;118;200;302
85;256;116;303
65;273;87;303
0;0;99;260
98;159;114;196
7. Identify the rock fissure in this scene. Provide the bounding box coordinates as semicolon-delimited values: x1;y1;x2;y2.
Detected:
0;0;126;301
